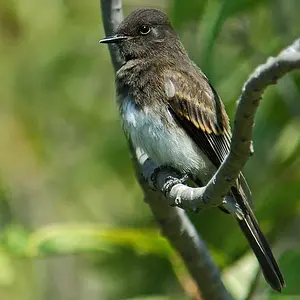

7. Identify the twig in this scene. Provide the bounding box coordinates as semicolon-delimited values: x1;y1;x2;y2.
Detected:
100;1;233;299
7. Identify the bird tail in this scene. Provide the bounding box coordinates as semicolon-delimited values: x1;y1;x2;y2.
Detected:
231;187;285;292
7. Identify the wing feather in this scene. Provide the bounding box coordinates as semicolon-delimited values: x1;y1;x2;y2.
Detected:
165;71;230;167
164;70;252;206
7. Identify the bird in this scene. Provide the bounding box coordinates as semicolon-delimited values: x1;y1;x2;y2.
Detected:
100;8;285;291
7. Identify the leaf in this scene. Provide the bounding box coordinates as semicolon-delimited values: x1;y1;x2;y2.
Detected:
25;224;173;257
3;225;30;256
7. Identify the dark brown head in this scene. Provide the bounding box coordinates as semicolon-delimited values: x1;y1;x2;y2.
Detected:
100;8;185;61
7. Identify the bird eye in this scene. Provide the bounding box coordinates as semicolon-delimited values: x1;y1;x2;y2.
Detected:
139;25;151;35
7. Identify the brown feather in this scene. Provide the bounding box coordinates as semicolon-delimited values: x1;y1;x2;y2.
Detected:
164;68;253;207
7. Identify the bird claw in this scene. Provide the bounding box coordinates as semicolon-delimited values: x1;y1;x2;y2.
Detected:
163;173;189;196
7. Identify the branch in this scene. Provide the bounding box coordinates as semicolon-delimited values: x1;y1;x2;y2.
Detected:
132;147;232;300
100;0;124;71
142;39;300;212
100;1;232;299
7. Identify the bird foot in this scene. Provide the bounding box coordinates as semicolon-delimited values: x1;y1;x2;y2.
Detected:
163;173;189;197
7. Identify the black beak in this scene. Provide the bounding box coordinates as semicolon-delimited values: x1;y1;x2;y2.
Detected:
99;34;128;44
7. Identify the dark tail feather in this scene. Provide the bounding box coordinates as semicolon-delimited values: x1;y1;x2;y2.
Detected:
237;214;285;291
231;188;285;292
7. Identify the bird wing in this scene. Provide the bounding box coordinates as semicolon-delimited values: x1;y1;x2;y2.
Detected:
165;70;231;168
164;69;252;204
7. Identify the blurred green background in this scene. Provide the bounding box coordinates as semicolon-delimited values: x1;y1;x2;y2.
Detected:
0;0;300;299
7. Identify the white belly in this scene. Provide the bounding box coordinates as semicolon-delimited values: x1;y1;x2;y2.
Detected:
120;97;214;179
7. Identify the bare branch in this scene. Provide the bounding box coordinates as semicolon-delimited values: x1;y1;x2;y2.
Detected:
100;0;124;71
100;1;232;299
131;145;232;300
142;39;300;212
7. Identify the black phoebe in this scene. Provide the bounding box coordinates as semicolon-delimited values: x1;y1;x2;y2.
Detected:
100;8;285;291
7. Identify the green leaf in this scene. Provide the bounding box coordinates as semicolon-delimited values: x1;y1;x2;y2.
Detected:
3;225;30;256
25;224;173;257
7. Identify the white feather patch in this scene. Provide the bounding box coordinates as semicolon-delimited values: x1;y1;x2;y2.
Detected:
164;78;176;98
121;97;214;179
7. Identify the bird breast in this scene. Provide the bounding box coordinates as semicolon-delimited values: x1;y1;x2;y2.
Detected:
120;96;213;178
